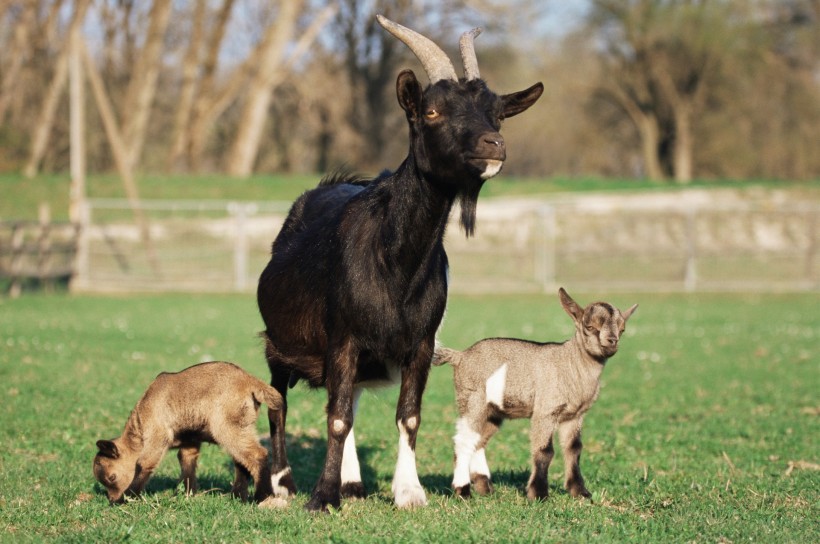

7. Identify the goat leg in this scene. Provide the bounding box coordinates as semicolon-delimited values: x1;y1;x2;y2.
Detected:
177;443;200;496
267;369;296;498
559;419;592;500
305;338;358;513
392;341;433;508
340;386;366;499
527;417;556;500
231;463;251;501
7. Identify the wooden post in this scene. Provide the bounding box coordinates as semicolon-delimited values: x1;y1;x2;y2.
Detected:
37;203;54;292
536;205;556;293
69;23;85;225
8;223;24;298
806;209;818;288
684;210;698;292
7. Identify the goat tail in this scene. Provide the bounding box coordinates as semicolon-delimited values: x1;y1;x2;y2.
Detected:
253;381;284;411
432;346;461;366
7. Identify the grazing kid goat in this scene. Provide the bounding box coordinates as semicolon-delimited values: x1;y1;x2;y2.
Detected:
93;362;283;505
257;15;543;512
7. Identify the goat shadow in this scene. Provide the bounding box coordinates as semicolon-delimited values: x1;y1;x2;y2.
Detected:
92;439;554;502
91;433;380;501
422;468;580;500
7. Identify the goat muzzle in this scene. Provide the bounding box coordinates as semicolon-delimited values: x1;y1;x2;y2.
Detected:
473;132;506;161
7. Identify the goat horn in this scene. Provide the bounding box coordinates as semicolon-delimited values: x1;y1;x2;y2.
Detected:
459;27;482;80
376;14;458;83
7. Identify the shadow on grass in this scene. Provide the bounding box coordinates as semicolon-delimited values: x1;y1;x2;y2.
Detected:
94;436;539;503
423;468;581;500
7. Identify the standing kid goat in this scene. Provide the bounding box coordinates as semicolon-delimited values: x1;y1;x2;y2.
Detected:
257;15;543;512
433;288;637;501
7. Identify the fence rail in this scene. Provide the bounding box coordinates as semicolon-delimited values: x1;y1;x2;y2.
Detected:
66;195;818;294
0;220;81;297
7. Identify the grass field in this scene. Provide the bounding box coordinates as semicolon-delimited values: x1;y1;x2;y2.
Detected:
0;291;817;542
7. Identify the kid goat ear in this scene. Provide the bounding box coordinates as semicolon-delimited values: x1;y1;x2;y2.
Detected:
96;440;119;459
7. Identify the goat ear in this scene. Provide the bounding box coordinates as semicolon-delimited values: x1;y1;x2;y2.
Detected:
96;440;119;459
396;69;423;120
622;303;638;322
558;287;584;323
501;82;543;118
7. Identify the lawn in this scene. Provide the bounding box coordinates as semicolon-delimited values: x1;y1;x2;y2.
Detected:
0;291;817;542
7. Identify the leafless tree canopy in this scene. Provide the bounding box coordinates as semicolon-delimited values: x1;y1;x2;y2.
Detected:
0;0;817;181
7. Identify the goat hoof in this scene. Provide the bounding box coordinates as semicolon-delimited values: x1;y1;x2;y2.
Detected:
393;484;427;509
272;470;298;498
569;486;592;500
340;481;366;499
526;486;549;501
471;475;493;495
453;484;471;499
258;496;289;509
304;493;338;514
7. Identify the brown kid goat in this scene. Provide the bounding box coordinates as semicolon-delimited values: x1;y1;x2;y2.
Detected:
433;288;637;501
93;361;282;505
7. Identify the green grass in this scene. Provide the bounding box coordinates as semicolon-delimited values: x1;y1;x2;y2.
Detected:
0;291;817;542
3;172;819;221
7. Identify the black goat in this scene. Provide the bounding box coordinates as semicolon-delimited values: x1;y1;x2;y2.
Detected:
257;15;543;512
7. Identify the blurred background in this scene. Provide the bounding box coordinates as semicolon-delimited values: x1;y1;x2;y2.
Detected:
0;0;818;295
1;0;818;180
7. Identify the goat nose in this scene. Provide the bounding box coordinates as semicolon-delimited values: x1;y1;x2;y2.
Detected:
484;135;504;148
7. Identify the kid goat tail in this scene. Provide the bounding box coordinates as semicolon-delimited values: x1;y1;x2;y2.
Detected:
254;382;284;411
432;347;461;366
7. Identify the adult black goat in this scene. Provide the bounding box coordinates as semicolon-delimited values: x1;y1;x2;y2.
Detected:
257;15;543;512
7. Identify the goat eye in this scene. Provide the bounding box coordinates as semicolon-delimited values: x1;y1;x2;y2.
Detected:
107;474;117;483
425;109;440;119
585;325;597;333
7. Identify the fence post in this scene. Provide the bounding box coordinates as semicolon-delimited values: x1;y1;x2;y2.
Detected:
230;202;255;292
806;208;818;288
71;200;90;293
684;209;698;292
8;223;24;298
37;203;54;291
536;205;556;292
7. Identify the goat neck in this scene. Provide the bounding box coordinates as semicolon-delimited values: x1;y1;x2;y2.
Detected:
375;160;453;266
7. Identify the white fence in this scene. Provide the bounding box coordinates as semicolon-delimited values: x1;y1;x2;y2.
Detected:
71;192;819;294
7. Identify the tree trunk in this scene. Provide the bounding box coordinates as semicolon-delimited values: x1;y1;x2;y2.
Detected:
119;0;173;171
80;37;159;273
167;0;206;171
0;1;34;122
637;114;665;182
22;0;91;178
605;84;665;181
673;101;694;184
185;0;236;171
225;1;303;177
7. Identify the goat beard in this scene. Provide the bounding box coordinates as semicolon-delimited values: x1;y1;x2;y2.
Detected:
457;179;485;237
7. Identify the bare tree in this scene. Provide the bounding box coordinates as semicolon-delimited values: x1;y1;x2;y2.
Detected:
23;0;91;178
225;1;341;177
0;1;36;123
180;0;236;171
166;0;206;171
588;0;745;183
119;0;172;171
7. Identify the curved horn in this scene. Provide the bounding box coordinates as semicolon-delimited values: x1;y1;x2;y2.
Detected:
376;14;457;83
459;27;482;80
